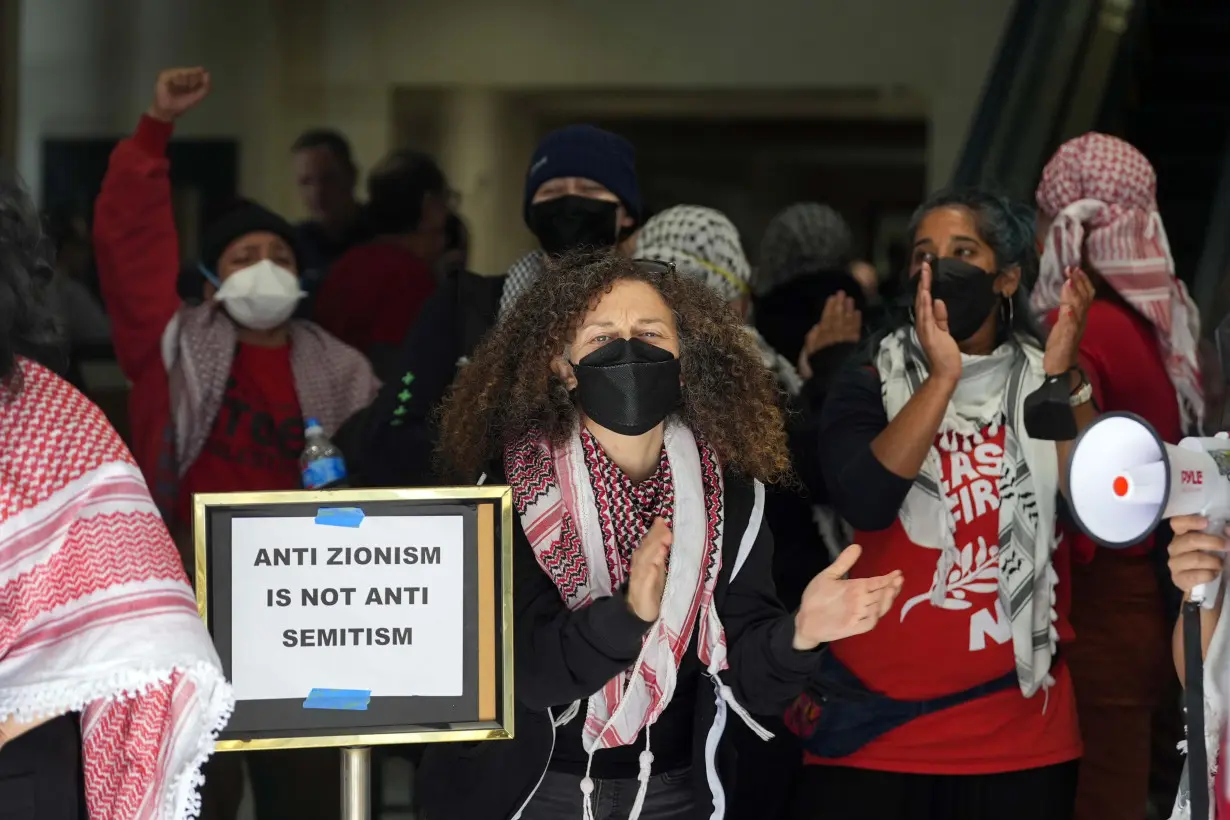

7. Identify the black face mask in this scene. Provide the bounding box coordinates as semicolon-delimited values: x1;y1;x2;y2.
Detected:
572;338;681;436
911;257;1001;342
530;196;620;255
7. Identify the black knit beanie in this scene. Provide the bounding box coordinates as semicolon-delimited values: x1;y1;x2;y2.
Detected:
198;200;300;276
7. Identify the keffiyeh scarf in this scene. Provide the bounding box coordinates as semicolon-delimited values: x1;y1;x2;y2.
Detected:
0;360;233;819
636;205;753;304
876;329;1060;697
152;304;380;519
1034;131;1204;433
504;420;768;818
757;203;853;296
748;327;803;397
631;206;802;395
498;250;547;320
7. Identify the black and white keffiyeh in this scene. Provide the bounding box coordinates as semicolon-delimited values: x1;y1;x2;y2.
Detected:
634;205;803;396
748;327;803;397
876;327;1060;698
757;203;853;296
498;250;547;320
636;205;752;304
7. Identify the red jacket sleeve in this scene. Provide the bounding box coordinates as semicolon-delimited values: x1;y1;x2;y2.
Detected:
93;115;183;383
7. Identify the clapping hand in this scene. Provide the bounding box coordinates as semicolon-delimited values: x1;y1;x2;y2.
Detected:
914;261;961;386
148;67;211;123
1042;266;1095;376
792;544;904;650
626;518;671;623
798;293;862;380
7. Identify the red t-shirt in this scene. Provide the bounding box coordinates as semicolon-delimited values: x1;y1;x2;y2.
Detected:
177;344;304;522
1048;298;1183;562
313;241;436;360
807;425;1082;774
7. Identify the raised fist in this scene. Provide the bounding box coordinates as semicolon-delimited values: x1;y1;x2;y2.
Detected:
148;67;211;123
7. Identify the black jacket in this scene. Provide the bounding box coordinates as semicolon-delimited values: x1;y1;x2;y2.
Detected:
417;467;821;820
0;715;83;820
337;269;504;487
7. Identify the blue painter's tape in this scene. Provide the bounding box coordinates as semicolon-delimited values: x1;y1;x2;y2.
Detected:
314;507;365;528
302;688;371;711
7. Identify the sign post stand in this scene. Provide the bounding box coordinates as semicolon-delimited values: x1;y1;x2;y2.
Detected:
341;747;371;820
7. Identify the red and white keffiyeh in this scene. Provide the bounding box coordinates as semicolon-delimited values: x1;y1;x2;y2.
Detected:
1034;131;1204;432
505;419;768;818
0;360;232;820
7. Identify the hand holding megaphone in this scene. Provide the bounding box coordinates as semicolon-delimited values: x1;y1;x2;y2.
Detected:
1068;412;1230;607
1168;515;1228;601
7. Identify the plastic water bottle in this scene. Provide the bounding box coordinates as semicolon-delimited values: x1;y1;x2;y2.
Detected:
301;417;348;489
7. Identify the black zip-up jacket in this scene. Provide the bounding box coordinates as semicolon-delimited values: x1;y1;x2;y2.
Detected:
335;269;504;487
416;466;822;820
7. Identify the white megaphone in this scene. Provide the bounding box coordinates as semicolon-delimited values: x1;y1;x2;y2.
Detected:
1067;412;1230;607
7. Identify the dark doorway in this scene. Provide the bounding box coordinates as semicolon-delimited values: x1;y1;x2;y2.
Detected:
537;116;928;264
42;136;240;260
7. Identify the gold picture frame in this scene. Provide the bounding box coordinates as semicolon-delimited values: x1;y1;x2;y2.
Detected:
193;486;515;752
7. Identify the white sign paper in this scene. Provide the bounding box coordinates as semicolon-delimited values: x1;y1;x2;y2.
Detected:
229;514;465;701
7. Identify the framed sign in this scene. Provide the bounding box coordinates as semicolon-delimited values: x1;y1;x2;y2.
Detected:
194;487;514;751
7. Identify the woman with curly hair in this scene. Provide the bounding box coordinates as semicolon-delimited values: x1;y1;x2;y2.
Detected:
419;253;903;820
787;189;1094;820
0;177;232;818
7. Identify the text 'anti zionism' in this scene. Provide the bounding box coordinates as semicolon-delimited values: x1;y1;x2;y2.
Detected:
252;546;442;566
252;544;445;648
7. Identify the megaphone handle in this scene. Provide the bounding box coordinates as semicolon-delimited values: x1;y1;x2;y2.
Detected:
1184;600;1212;820
1191;517;1228;609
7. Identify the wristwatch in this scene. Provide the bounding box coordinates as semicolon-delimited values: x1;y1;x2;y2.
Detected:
1068;370;1093;407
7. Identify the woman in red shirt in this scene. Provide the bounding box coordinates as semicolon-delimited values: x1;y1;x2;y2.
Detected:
93;66;379;820
1033;132;1205;820
94;67;379;544
790;189;1095;820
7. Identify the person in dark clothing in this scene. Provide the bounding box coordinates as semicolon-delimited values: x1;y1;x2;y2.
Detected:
757;203;854;298
291;128;370;293
314;148;449;377
782;273;869;517
787;189;1095;820
348;125;645;489
418;253;903;820
498;124;644;319
340;265;503;487
754;212;871;590
753;201;873;441
436;211;469;282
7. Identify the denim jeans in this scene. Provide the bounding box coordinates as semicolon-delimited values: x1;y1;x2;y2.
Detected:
520;767;695;820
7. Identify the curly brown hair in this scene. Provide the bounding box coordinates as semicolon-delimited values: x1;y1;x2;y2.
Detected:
436;252;790;483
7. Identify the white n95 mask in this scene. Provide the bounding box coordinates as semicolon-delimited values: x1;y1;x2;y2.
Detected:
211;259;304;331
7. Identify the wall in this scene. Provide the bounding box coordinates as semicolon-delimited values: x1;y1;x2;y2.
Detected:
16;0;1014;266
307;0;1010;187
14;0;282;202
